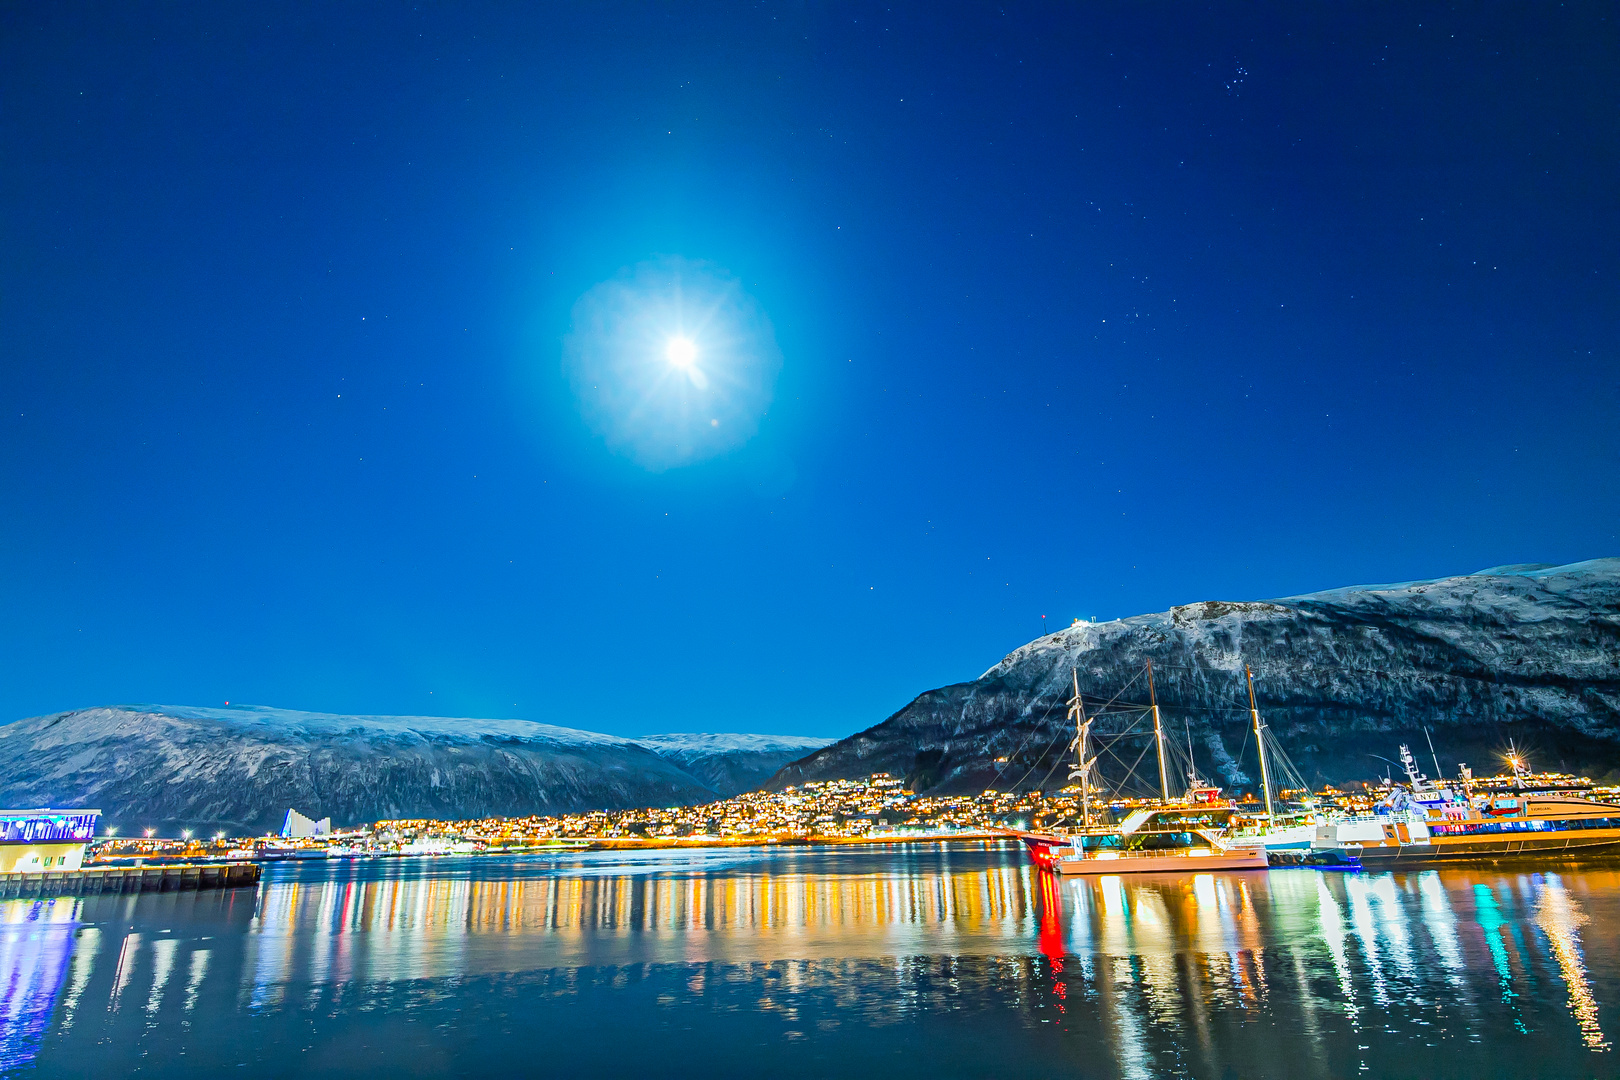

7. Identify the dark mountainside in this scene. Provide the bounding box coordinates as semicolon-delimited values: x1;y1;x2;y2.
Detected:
769;560;1620;796
0;706;824;834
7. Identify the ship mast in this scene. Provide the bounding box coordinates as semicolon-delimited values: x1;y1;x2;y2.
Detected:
1068;668;1095;828
1246;665;1275;821
1147;660;1169;801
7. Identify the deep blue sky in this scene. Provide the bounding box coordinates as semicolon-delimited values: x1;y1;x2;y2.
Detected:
3;4;1616;736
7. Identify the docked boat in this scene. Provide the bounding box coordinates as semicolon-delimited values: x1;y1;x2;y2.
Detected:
1311;745;1620;867
1015;801;1269;875
1006;665;1267;875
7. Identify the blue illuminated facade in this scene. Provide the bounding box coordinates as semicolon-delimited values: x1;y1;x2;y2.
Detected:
0;810;101;844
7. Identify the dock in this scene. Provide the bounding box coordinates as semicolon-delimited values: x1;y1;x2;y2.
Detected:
0;861;261;899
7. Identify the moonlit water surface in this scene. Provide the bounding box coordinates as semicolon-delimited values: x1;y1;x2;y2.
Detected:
4;844;1618;1078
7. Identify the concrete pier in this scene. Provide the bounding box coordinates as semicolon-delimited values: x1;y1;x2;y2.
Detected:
0;861;261;899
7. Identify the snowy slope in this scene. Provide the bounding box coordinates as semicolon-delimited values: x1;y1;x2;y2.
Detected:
633;733;832;796
0;705;837;833
148;704;637;745
633;733;833;755
0;705;712;834
771;559;1620;794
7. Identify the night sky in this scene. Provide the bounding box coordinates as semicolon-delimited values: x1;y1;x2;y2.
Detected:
3;4;1615;736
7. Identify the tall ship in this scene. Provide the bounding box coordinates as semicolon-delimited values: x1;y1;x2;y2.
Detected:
1005;665;1269;875
1225;665;1331;852
1311;744;1620;867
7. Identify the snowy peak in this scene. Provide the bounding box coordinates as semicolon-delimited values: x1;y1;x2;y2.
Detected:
781;557;1620;795
120;704;636;746
633;733;833;755
988;557;1618;679
1283;557;1620;601
0;705;837;832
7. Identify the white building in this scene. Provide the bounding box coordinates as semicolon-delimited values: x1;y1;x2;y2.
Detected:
0;809;101;873
281;808;332;838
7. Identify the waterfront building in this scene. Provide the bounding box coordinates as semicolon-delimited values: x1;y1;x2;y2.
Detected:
0;808;101;873
281;807;332;838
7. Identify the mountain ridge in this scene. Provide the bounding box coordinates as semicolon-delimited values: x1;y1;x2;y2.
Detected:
0;705;829;834
770;559;1620;795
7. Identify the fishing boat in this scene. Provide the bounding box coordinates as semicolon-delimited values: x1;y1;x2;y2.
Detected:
1310;744;1620;867
1006;665;1268;875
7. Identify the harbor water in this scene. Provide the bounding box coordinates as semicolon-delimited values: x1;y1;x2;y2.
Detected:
2;842;1616;1078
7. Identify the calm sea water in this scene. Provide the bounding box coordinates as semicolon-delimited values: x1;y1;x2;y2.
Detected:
1;842;1616;1078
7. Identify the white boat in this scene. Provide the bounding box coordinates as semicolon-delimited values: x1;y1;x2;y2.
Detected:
1014;801;1268;875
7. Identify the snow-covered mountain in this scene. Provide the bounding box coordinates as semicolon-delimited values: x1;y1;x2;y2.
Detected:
12;559;1611;829
770;559;1620;794
632;733;832;795
0;705;827;834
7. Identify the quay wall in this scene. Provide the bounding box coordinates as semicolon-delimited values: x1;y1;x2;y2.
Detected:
0;861;260;899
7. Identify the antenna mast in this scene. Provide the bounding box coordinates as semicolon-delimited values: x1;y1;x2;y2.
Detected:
1147;660;1169;801
1507;741;1528;788
1246;665;1275;820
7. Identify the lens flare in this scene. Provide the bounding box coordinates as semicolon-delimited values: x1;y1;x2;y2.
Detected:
563;257;782;470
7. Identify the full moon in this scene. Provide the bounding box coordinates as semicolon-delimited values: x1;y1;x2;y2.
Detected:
562;257;782;471
666;336;698;368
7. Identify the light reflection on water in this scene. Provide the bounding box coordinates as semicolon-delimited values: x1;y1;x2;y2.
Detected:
4;843;1619;1078
0;898;77;1071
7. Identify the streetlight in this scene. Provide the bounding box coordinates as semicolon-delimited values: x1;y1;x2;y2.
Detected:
181;829;193;840
144;828;155;838
105;826;118;837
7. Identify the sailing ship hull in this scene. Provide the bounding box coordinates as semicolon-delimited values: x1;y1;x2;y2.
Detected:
1005;831;1269;875
1052;847;1269;875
